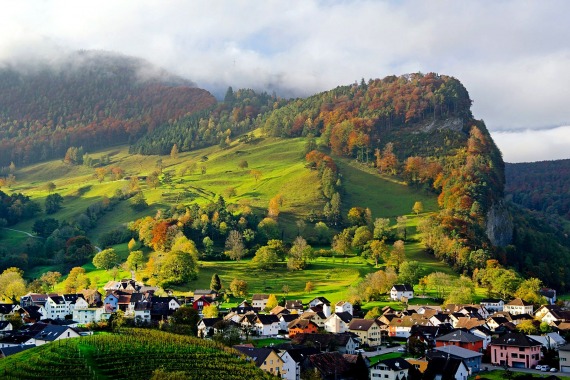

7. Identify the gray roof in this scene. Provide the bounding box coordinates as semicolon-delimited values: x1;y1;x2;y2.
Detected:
33;325;76;341
436;330;483;343
0;345;35;357
434;345;483;359
392;284;414;292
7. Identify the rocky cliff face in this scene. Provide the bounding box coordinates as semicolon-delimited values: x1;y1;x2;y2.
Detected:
486;200;513;247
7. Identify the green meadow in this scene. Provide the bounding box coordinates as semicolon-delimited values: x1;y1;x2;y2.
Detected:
0;132;469;303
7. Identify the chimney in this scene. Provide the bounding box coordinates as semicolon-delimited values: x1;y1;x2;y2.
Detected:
324;303;331;318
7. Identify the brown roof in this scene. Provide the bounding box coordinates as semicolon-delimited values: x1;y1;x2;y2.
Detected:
251;294;269;301
348;318;378;331
288;318;317;330
506;298;532;306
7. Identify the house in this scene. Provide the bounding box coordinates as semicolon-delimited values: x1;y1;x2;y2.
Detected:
192;295;213;314
0;344;35;358
388;315;430;339
251;294;270;311
277;346;319;380
79;289;102;306
234;346;285;377
151;296;180;311
44;295;69;320
287;318;318;338
197;317;223;338
408;325;454;350
454;316;486;330
308;297;330;308
423;356;469;380
429;313;451;326
193;289;218;299
458;305;489;319
74;297;89;311
19;293;48;308
370;357;411;380
430;345;484;373
504;298;533;315
348;318;382;347
535;305;570;324
300;311;328;328
278;350;297;380
32;324;80;346
528;332;566;350
0;304;21;321
469;326;493;350
559;343;570;372
291;333;358;354
486;315;511;331
334;301;353;316
324;312;352;333
73;307;109;324
435;330;484;352
540;288;557;305
103;292;119;313
489;332;542;368
132;302;151;323
285;300;304;313
391;284;414;301
20;305;46;323
279;314;298;332
255;314;280;336
480;298;504;312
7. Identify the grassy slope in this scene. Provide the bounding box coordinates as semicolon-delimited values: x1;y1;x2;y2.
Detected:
2;133;464;303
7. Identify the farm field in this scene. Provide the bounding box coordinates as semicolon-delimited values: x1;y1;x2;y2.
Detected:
0;328;274;379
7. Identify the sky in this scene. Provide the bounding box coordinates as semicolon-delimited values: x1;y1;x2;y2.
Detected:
1;0;569;163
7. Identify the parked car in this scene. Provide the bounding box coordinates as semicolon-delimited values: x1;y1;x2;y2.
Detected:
397;347;407;352
541;365;551;372
355;349;365;353
550;367;558;372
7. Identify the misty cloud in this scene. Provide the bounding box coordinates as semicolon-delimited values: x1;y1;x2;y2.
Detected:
491;126;570;163
1;0;570;161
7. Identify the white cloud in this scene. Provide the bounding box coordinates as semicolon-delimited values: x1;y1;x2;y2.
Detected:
1;0;570;161
491;126;570;163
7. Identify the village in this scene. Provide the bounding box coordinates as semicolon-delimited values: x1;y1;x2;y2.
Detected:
1;279;570;379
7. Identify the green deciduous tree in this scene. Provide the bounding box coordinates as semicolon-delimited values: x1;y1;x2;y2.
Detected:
126;250;145;271
251;246;279;270
398;261;422;286
158;251;198;286
288;236;313;270
92;248;119;270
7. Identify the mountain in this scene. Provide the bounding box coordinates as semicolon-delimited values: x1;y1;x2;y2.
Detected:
0;50;216;167
3;59;567;290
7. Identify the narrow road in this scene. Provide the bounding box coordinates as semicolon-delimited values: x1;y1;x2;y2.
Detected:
3;227;102;252
2;227;42;238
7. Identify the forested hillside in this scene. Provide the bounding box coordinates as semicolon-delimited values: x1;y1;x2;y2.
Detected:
506;159;570;220
2;57;569;291
0;51;216;166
